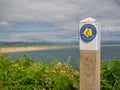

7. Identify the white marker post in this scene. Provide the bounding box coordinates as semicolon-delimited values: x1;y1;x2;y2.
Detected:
79;17;100;90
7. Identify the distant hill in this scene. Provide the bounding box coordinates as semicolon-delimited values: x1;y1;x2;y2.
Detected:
0;41;79;47
0;41;120;47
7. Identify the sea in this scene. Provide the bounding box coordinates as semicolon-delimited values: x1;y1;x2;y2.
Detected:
7;45;120;67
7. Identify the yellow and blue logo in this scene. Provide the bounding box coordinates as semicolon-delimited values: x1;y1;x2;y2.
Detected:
80;24;97;42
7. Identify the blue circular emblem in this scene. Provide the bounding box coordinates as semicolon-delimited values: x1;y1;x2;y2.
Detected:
80;24;97;42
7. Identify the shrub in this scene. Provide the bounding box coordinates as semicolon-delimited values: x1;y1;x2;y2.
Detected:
0;54;79;90
1;53;120;90
101;59;120;90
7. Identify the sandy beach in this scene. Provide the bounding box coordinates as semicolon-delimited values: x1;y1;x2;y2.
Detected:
0;45;77;53
0;44;120;53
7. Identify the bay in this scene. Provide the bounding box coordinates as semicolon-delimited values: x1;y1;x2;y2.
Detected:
7;46;120;66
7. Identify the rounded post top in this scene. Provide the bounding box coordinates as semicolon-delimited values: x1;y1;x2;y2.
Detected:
80;17;97;23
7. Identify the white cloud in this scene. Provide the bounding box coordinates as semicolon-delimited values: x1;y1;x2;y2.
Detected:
0;21;10;27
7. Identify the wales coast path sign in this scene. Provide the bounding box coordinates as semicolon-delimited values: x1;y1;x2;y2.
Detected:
79;17;100;90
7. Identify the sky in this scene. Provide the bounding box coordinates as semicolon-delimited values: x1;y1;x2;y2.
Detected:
0;0;120;43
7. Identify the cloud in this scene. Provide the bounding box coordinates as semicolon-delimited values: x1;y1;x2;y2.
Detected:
0;0;119;22
0;0;120;42
114;0;120;5
0;30;77;43
0;21;10;27
101;32;120;43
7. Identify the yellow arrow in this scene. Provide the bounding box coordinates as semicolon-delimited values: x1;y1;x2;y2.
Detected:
83;28;93;37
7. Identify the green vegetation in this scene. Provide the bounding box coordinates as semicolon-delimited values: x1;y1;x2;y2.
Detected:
0;54;120;90
0;54;79;90
101;59;120;90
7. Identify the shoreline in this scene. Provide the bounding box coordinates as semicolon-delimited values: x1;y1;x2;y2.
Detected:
101;44;120;47
0;45;77;53
0;44;120;53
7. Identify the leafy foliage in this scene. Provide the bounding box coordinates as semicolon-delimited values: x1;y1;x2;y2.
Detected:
0;54;79;90
101;59;120;90
0;54;120;90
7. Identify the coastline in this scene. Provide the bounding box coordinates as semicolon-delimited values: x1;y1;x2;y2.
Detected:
0;45;77;53
0;44;120;53
101;44;120;47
